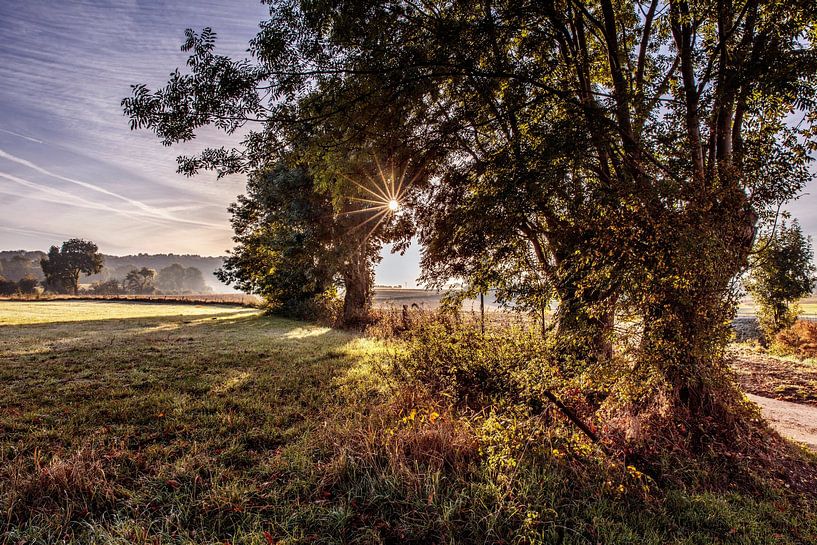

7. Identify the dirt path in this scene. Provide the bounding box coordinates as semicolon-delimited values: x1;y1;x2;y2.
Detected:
730;346;817;406
747;394;817;451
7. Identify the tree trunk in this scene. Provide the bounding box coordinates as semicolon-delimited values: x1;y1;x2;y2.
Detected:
341;247;373;327
553;282;615;370
637;207;756;430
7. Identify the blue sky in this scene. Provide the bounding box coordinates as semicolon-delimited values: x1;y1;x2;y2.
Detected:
0;1;812;289
0;0;421;287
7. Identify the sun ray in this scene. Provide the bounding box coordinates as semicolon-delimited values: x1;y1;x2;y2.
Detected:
347;167;390;202
395;158;429;200
348;207;390;233
346;196;387;206
362;212;390;241
361;171;392;202
373;156;394;200
393;166;409;201
338;205;388;217
340;172;391;203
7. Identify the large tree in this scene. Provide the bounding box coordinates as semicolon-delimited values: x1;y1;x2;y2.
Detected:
40;239;104;294
216;164;341;319
124;0;817;433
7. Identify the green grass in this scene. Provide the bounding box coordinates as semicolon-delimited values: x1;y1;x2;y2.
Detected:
0;301;385;543
1;301;816;544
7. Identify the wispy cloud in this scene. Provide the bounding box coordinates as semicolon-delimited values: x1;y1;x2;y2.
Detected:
0;224;69;241
0;127;43;144
0;149;224;228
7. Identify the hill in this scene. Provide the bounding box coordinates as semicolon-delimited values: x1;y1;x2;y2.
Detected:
0;250;230;292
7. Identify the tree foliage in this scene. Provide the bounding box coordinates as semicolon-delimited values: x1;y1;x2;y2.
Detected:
747;220;816;338
40;239;104;295
124;0;817;433
124;267;157;295
156;264;211;294
216;165;341;319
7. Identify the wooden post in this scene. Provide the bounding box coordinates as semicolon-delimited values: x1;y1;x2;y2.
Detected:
480;291;485;334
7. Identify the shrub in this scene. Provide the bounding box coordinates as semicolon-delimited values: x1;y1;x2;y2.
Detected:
267;288;343;325
390;322;541;409
89;279;125;295
0;275;18;295
774;320;817;358
387;316;615;422
16;275;39;295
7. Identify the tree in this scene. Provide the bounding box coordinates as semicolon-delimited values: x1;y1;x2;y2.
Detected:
40;239;104;294
124;267;156;294
182;266;210;293
123;1;817;434
0;275;17;296
17;275;39;295
746;220;816;339
123;22;434;325
216;165;341;319
156;264;212;294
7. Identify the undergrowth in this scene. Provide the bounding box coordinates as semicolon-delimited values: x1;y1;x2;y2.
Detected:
2;303;817;543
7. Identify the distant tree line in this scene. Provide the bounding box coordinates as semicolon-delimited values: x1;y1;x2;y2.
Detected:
0;241;215;296
0;275;38;296
0;250;227;291
87;263;212;295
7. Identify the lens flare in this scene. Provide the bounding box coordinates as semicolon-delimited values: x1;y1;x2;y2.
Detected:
338;157;425;241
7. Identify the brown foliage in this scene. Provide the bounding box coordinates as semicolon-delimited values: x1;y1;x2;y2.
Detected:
775;321;817;358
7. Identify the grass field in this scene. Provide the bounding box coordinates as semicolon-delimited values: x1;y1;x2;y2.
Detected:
0;301;386;543
2;300;817;544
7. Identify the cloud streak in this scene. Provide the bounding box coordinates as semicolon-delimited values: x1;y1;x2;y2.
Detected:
0;127;43;144
0;149;224;228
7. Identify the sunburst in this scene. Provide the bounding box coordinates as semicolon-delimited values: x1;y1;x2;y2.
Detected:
338;157;418;241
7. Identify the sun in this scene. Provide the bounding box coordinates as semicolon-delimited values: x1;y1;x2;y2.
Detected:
337;157;423;240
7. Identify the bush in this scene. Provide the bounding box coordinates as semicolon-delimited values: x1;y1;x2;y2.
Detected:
387;316;615;422
89;279;125;295
774;320;817;358
264;288;342;325
389;322;542;408
0;276;18;296
17;275;39;295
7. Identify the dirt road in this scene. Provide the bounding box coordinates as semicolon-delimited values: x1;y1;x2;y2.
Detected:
747;394;817;451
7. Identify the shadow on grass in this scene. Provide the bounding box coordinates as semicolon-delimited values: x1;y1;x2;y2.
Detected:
0;305;381;542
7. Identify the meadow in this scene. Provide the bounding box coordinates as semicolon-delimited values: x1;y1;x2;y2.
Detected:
2;301;817;544
0;301;387;543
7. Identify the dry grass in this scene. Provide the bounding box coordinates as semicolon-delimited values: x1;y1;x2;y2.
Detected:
2;301;817;543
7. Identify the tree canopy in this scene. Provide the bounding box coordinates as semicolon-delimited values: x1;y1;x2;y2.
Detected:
40;239;104;295
747;220;816;338
124;0;817;432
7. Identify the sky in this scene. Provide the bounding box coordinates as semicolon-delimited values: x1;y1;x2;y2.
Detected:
0;1;813;290
0;0;421;288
